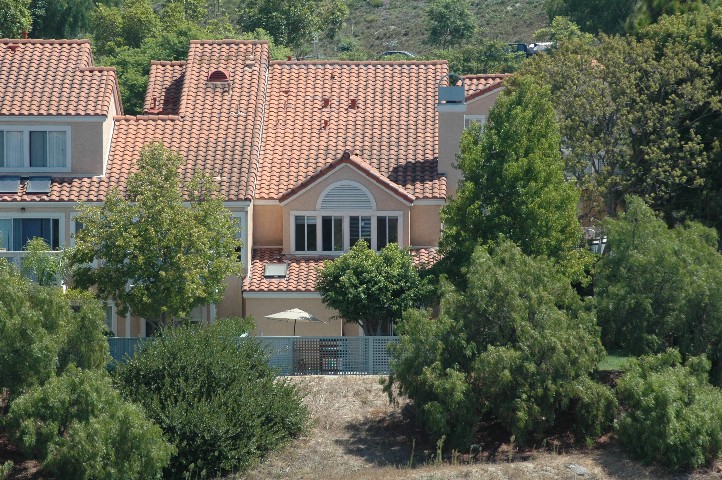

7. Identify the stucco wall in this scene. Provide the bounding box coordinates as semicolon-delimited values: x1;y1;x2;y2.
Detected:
410;204;442;246
244;295;345;336
281;165;411;253
252;204;283;247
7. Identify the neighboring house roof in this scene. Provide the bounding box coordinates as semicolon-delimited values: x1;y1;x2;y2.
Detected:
244;247;441;293
143;61;185;114
278;150;416;204
461;74;509;102
256;60;449;201
0;39;122;116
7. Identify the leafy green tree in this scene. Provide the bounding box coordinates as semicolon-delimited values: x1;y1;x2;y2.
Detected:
238;0;348;49
386;239;614;448
521;29;720;223
546;0;636;34
616;349;722;470
626;0;718;32
28;0;105;39
7;366;173;479
0;0;31;38
425;0;476;49
430;41;525;75
115;318;306;477
91;0;160;55
316;242;431;336
70;142;242;329
0;261;109;399
440;76;582;285
595;197;722;378
21;237;64;286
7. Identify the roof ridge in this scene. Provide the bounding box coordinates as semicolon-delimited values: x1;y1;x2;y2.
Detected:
189;39;269;45
0;38;90;44
113;115;182;121
150;60;187;66
271;60;448;66
462;73;512;78
79;66;117;72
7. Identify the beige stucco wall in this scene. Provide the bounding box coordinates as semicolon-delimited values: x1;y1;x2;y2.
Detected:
0;119;106;175
281;165;411;253
410;204;442;247
252;204;283;247
244;295;345;336
438;89;503;197
102;99;118;174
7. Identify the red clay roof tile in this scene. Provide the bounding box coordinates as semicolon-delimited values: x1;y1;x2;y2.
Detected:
461;74;509;102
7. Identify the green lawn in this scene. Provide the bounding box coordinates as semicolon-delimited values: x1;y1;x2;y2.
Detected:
598;350;633;371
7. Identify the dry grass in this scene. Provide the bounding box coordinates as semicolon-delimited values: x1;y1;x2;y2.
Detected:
241;376;722;480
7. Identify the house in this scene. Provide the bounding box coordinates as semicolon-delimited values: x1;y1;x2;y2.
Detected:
0;38;507;337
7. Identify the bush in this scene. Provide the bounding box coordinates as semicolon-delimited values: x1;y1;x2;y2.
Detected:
114;318;307;478
6;366;172;479
0;262;109;399
616;349;722;470
387;240;612;447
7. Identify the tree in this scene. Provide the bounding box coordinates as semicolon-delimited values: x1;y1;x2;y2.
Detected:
386;239;614;448
316;242;431;336
521;28;720;223
431;41;526;75
425;0;476;49
440;76;582;285
546;0;636;34
595;197;722;380
21;237;64;286
0;0;31;38
29;0;102;39
70;142;242;329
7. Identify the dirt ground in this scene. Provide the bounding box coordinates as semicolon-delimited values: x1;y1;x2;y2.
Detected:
241;376;722;480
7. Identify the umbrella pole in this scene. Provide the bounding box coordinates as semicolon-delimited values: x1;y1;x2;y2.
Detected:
294;318;297;336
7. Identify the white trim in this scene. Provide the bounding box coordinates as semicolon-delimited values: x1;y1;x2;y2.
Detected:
243;291;322;299
253;199;279;206
141;318;147;337
413;199;446;206
125;312;131;337
0;125;71;172
436;103;467;113
280;164;413;207
0;115;107;122
102;119;114;176
232;212;248;270
223;201;252;208
290;210;404;254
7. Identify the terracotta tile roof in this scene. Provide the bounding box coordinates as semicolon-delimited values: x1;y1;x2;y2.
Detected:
461;74;509;102
143;61;185;114
279;151;415;204
0;41;270;203
244;247;440;293
256;60;449;201
0;39;122;116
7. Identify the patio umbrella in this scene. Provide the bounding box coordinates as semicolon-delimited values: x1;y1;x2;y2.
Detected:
265;308;322;336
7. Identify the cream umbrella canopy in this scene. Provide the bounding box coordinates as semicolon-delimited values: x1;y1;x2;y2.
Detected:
265;308;321;336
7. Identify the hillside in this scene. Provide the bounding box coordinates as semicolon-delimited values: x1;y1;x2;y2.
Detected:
318;0;549;57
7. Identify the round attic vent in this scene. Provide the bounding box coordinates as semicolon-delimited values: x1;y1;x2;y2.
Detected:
207;69;230;82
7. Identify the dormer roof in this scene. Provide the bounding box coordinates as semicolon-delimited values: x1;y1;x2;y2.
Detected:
462;74;509;102
0;39;122;116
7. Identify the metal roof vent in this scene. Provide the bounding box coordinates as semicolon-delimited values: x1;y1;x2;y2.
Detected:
0;176;20;193
26;176;52;194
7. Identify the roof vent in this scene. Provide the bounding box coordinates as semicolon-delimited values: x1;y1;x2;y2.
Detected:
264;262;288;279
349;98;358;109
8;44;18;52
26;176;52;194
207;69;230;82
0;176;20;194
322;97;330;109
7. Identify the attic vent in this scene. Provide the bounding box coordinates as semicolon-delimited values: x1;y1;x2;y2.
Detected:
0;176;20;193
26;176;51;194
319;182;374;210
207;69;230;82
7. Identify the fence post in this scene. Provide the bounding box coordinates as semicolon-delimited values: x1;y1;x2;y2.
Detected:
366;336;373;374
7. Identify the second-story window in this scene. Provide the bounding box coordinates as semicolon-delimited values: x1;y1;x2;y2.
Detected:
295;215;317;251
0;128;70;169
0;217;61;251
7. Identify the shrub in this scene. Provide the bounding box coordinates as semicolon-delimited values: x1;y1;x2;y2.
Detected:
114;318;307;478
6;366;172;479
0;461;11;480
387;240;612;447
616;349;722;470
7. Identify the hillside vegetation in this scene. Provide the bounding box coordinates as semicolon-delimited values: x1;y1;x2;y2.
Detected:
319;0;548;57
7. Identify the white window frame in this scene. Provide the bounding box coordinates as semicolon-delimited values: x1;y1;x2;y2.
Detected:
0;125;71;172
464;114;486;129
104;302;117;336
0;212;66;252
290;210;404;255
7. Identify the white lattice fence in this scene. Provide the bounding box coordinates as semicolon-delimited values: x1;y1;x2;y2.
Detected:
108;336;400;375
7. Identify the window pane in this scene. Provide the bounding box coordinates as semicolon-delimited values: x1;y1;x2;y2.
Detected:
295;216;306;251
18;218;52;249
388;217;398;245
30;131;47;167
333;216;343;251
5;131;23;167
360;216;371;246
322;216;332;251
47;131;66;167
350;216;359;247
307;216;317;251
52;218;59;249
0;219;10;250
377;216;387;250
